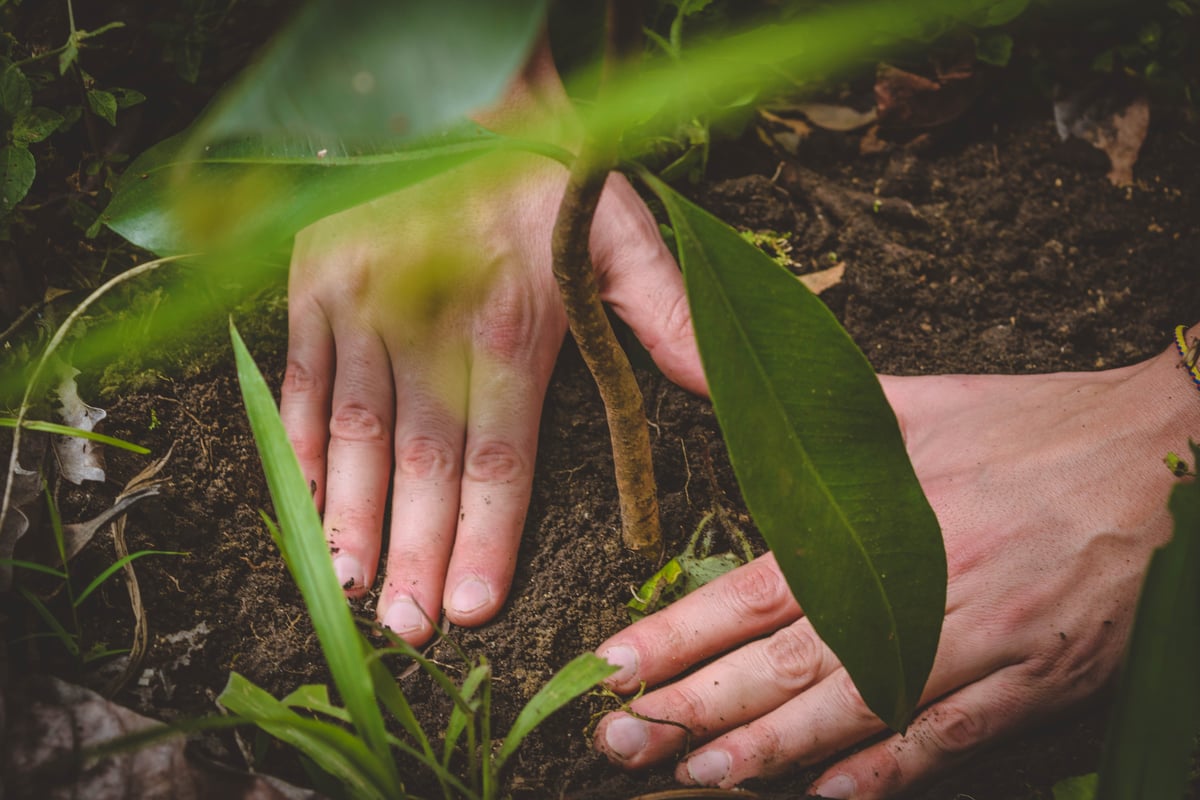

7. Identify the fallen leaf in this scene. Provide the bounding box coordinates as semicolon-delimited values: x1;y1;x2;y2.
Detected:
53;365;107;485
799;262;846;294
2;676;323;799
875;60;981;129
789;101;878;132
1054;84;1150;187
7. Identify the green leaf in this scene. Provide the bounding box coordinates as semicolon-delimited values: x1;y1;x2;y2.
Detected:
1054;773;1097;800
110;87;146;109
282;684;352;723
87;89;118;126
0;144;35;212
0;558;68;579
58;40;79;74
230;323;401;795
12;107;65;144
0;417;150;454
495;653;616;770
103;125;507;257
218;672;392;800
981;0;1031;26
0;65;31;116
195;0;547;147
642;173;945;731
1096;442;1200;800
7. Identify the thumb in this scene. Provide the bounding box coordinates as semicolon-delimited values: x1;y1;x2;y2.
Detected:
591;174;708;397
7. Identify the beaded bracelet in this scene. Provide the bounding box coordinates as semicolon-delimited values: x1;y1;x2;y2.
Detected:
1174;325;1200;389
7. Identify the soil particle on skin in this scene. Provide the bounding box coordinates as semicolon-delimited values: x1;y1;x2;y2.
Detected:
11;95;1200;799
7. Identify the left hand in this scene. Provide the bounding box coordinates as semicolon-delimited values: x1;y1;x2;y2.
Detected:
592;346;1197;797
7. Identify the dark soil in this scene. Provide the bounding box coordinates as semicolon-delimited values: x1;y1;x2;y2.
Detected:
4;11;1200;799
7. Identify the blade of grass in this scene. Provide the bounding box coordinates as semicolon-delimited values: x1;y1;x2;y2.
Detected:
231;322;400;794
17;585;78;656
73;549;186;607
494;653;617;771
0;418;150;454
444;663;490;769
219;672;395;800
0;558;68;579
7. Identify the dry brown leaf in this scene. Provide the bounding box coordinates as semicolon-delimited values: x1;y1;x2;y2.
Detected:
789;101;878;132
799;263;845;294
1054;88;1149;187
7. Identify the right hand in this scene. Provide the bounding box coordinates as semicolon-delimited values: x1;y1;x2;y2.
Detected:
280;158;704;644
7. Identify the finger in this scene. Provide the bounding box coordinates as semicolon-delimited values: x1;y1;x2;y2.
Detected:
323;329;396;598
443;288;563;626
280;290;334;512
595;616;840;769
596;554;802;694
592;174;707;397
805;664;1045;799
378;344;469;644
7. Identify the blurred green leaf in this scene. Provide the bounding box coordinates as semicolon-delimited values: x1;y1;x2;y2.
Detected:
12;107;65;144
231;322;401;795
643;173;945;732
981;0;1031;26
87;89;117;126
111;87;147;109
495;653;616;770
0;417;150;454
0;144;34;212
1053;773;1097;800
1096;442;1200;800
103;124;506;257
196;0;547;147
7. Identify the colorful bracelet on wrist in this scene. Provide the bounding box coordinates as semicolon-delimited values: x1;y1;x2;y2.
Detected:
1174;325;1200;389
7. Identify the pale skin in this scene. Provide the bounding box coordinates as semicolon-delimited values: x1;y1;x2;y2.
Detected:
280;50;1200;799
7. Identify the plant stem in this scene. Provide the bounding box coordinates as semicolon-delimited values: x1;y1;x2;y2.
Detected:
550;0;662;562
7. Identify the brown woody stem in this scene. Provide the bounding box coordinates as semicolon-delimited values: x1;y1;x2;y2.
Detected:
549;1;661;561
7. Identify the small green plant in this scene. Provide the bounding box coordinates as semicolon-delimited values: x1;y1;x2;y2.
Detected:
627;509;754;621
1;482;182;664
227;321;615;799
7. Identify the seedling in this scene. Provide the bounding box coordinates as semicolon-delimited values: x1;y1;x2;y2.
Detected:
627;510;754;621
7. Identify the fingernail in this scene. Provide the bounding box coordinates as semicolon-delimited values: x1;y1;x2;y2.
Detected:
686;750;731;786
383;599;425;635
604;715;649;760
333;555;364;591
600;645;639;685
449;577;491;615
813;774;857;799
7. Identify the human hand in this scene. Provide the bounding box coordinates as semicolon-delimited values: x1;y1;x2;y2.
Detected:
280;155;704;645
593;340;1200;797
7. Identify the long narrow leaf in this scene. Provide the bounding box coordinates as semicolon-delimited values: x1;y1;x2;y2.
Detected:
219;672;393;800
230;323;401;794
1096;442;1200;800
0;558;68;579
495;653;616;770
74;549;186;607
642;173;945;731
0;418;150;454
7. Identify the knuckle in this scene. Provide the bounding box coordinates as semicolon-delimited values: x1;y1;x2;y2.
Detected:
329;403;389;443
464;439;526;484
476;289;536;361
396;434;460;482
720;560;791;621
762;625;821;690
283;359;322;395
657;684;712;734
923;703;988;756
829;670;879;727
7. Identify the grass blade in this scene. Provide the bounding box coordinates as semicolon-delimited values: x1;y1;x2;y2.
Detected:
0;558;68;579
219;672;393;800
230;322;401;794
73;549;186;607
495;653;616;771
0;418;151;454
